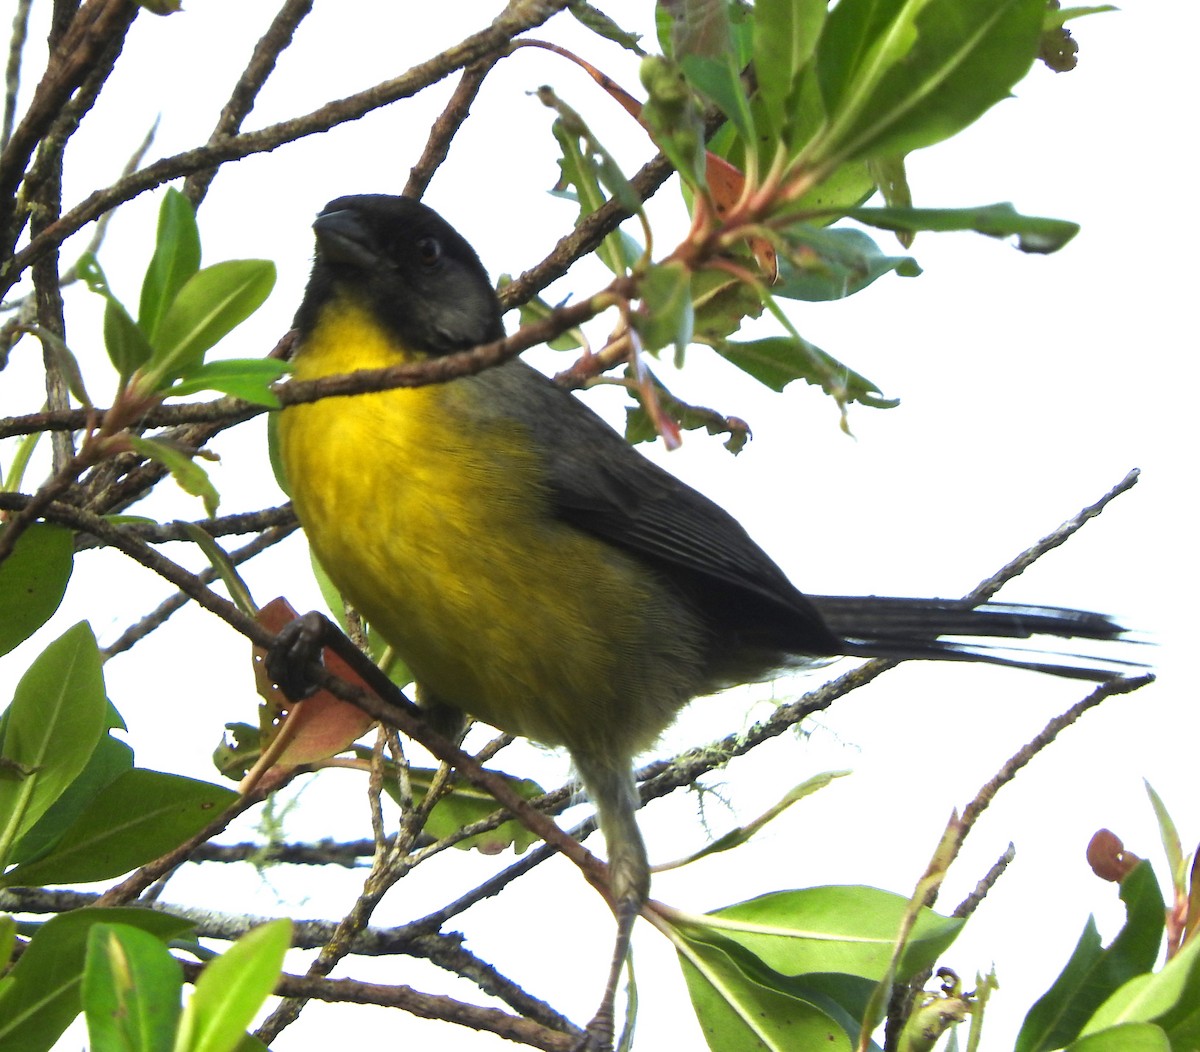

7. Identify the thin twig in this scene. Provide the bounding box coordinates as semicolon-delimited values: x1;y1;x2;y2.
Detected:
184;0;316;207
404;56;501;200
2;0;33;149
2;0;572;298
100;522;297;660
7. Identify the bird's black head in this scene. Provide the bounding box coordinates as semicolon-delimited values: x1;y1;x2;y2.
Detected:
294;194;504;355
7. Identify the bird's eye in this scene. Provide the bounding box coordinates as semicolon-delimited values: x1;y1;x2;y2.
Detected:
416;236;442;267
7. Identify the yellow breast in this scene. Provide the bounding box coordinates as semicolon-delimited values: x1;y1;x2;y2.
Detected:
277;298;692;754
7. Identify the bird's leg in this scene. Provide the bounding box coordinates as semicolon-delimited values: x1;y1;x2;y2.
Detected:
580;894;640;1051
571;754;650;1052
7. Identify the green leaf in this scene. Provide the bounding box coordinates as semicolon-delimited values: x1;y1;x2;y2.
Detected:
680;53;756;151
866;153;914;245
104;298;155;383
690;264;765;344
714;335;896;410
146;260;276;387
1;769;237;888
753;0;825;145
662;773;850;871
774;225;921;302
127;436;220;517
180;524;257;619
634;262;694;357
548;102;642;276
675;926;853;1051
815;0;1044;164
1077;932;1200;1045
139;188;202;343
0;523;74;657
0;622;107;868
0;908;192;1052
511;288;585;351
700;885;963;982
164;358;289;406
1017;861;1165;1052
1143;781;1184;888
621;364;752;452
782;158;876;225
0;915;16;971
1048;6;1118;30
175;919;291;1052
1065;1023;1170;1052
77;253;154;383
665;0;735;61
567;2;644;52
640;55;709;194
9;732;134;868
843;202;1079;253
84;923;183;1052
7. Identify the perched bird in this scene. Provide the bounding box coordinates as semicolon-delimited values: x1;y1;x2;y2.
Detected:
275;194;1130;1048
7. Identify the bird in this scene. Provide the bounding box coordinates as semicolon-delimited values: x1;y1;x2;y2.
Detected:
274;193;1131;1050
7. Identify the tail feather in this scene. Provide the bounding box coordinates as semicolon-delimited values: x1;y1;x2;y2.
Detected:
809;595;1141;682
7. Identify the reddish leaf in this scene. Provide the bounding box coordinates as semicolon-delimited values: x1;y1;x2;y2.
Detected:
252;598;376;768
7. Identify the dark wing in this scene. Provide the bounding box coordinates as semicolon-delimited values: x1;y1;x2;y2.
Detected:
476;361;840;651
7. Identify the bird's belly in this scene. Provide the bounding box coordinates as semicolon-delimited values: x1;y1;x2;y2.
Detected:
278;385;695;754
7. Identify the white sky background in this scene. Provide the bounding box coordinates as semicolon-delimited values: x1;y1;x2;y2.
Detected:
1;1;1196;1049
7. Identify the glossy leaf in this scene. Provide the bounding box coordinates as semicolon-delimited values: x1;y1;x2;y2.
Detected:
1066;1024;1170;1052
774;225;921;302
816;0;1043;164
567;3;644;52
634;261;694;356
621;365;751;452
139;188;202;343
680;53;755;152
548;93;642;275
0;769;237;888
146;260;276;386
701;885;963;982
640;55;709;194
104;297;155;383
175;919;291;1052
83;923;182;1052
1077;932;1200;1042
0;623;107;865
9;732;134;868
662;772;850;871
165;359;289;407
752;0;825;144
1017;861;1164;1052
127;436;220;517
1143;781;1185;887
691;264;765;344
0;915;15;972
0;908;191;1052
76;254;153;383
714;335;896;409
665;0;735;61
0;523;74;657
843;202;1079;253
676;927;852;1051
513;289;585;351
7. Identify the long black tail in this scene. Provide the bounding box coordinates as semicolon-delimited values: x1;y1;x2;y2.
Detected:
809;596;1140;681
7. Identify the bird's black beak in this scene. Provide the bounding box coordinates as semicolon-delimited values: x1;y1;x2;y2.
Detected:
312;208;377;269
